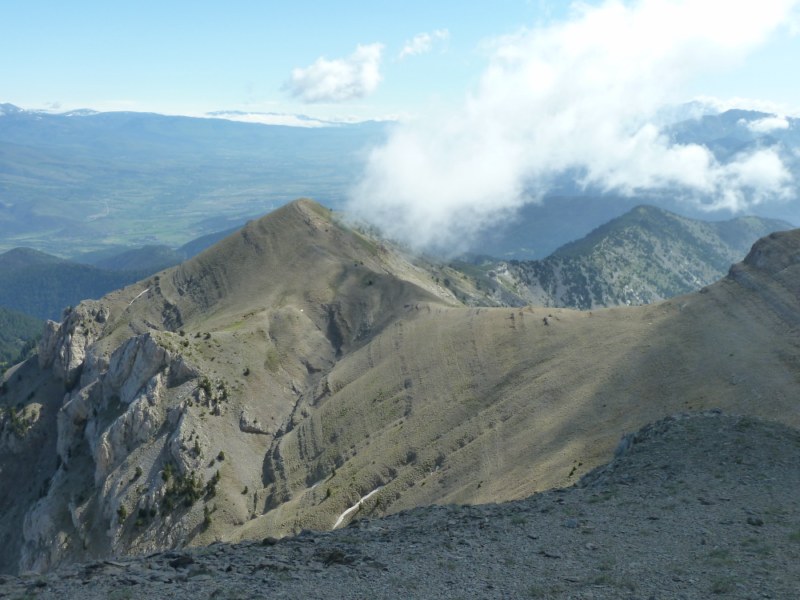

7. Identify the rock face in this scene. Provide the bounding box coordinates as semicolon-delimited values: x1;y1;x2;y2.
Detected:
20;317;202;572
1;200;800;577
239;410;270;435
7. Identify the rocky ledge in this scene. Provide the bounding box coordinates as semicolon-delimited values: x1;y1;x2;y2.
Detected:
1;411;798;599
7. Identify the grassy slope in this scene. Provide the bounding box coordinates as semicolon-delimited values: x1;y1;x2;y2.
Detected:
238;251;800;538
2;200;799;570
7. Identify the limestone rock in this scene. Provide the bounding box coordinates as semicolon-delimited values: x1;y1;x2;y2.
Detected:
103;334;169;405
239;410;270;435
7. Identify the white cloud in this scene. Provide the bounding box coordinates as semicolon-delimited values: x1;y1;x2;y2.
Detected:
744;115;791;133
398;29;449;59
286;43;384;103
348;0;799;251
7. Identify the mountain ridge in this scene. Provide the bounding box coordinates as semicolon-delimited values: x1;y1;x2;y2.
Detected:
483;204;790;308
1;199;799;575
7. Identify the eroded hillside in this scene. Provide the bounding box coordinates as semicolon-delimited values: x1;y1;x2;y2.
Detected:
1;199;799;575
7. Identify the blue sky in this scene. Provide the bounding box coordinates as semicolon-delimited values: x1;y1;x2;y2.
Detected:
3;0;799;120
1;0;545;118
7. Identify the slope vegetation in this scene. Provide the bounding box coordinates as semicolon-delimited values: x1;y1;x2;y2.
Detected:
0;306;41;370
0;248;143;320
1;199;799;575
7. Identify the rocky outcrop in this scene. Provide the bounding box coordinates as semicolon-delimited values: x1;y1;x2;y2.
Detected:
742;229;800;275
18;307;207;572
728;230;800;328
38;302;110;390
239;409;270;435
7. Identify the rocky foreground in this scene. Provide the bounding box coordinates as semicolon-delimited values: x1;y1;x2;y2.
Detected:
1;411;798;599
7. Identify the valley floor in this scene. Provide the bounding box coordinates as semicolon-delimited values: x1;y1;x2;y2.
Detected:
2;411;798;599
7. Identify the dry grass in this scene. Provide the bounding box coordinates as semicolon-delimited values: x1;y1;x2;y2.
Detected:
3;199;800;568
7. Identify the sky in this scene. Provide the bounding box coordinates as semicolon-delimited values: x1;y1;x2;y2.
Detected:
1;0;545;119
3;0;799;120
3;0;800;248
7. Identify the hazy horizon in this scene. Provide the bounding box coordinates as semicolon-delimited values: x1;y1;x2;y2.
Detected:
3;0;800;250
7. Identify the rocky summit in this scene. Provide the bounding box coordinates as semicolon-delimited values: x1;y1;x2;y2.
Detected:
1;199;799;592
0;412;798;599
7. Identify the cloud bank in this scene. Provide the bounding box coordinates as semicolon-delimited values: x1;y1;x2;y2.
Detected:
745;115;791;133
348;0;799;251
398;29;449;59
286;43;383;103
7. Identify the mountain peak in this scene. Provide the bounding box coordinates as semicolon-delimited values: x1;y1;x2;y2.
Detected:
0;103;24;116
496;206;790;309
0;247;65;270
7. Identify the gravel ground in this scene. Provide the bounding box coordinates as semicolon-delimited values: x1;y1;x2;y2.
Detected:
2;411;799;599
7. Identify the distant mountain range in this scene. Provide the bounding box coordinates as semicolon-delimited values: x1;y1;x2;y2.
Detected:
0;248;141;321
0;201;787;325
1;103;797;258
476;205;791;308
0;225;237;321
72;225;239;272
0;103;388;255
460;108;800;259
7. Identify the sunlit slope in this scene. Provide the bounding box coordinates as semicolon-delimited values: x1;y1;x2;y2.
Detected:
242;231;800;537
93;198;453;350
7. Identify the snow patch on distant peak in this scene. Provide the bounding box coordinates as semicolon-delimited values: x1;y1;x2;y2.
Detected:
206;111;342;128
62;109;99;117
206;110;395;128
332;486;383;529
